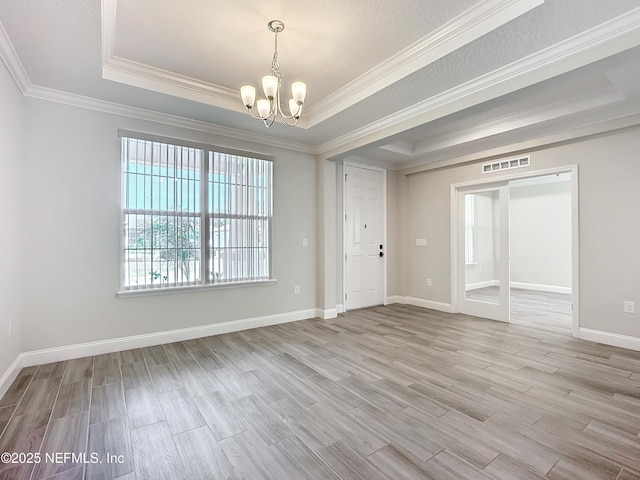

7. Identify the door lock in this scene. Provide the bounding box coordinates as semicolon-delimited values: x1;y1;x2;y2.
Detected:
379;252;384;257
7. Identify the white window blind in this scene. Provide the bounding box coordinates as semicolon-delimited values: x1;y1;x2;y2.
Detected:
121;134;273;291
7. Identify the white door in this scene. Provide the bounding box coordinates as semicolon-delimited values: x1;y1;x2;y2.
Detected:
345;165;385;310
457;184;510;322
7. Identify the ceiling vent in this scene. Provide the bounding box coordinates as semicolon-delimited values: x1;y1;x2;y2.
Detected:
482;155;530;174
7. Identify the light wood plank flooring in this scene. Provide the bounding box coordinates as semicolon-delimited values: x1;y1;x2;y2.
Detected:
466;287;573;332
1;305;640;480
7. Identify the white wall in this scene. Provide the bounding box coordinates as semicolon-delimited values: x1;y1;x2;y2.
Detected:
21;98;317;351
0;59;23;375
510;178;572;289
399;126;640;339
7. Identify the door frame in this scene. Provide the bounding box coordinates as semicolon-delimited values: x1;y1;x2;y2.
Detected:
342;161;387;312
450;165;580;337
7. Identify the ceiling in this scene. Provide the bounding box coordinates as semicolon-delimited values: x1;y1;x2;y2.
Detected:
1;0;640;168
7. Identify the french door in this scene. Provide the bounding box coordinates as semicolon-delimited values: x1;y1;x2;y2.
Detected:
457;184;510;322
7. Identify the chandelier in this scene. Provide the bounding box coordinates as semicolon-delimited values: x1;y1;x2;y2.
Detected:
240;20;307;127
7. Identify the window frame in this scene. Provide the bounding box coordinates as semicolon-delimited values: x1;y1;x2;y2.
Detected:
117;130;276;297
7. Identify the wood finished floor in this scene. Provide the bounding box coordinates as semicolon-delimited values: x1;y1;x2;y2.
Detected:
1;304;640;480
466;287;573;332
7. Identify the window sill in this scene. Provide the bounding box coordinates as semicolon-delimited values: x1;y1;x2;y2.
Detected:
117;279;277;298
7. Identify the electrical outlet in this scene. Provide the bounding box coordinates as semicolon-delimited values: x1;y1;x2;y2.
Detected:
624;301;635;314
294;285;300;295
427;278;432;287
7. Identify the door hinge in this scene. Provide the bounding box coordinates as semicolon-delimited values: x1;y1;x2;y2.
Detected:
345;293;347;300
345;213;347;221
345;254;347;261
345;174;348;181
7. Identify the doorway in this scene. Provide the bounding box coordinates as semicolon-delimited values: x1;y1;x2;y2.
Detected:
343;164;386;310
453;166;579;335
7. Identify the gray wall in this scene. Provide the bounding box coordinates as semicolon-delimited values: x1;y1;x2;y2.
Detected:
510;179;572;288
399;126;640;338
20;98;317;351
0;59;23;375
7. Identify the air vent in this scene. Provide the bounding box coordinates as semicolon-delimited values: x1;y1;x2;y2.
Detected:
482;155;530;174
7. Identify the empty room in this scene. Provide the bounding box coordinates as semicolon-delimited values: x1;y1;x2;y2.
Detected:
1;1;640;479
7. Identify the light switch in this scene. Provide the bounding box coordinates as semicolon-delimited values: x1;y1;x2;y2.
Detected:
415;239;427;246
302;238;308;247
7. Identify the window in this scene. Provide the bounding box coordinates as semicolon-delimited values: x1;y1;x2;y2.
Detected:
120;133;273;293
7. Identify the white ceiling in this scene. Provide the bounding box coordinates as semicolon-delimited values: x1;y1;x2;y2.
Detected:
1;0;640;168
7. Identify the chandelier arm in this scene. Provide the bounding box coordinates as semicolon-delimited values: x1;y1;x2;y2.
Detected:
246;108;271;121
280;116;299;127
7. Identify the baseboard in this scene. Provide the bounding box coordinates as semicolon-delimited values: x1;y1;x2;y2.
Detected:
316;308;338;320
465;280;499;290
579;328;640;352
20;308;318;367
386;296;452;313
0;355;23;401
405;297;453;313
385;296;406;305
510;282;572;294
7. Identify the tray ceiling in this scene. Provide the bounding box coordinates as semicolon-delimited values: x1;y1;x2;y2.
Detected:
1;0;640;168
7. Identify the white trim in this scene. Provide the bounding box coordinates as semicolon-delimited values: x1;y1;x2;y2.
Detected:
510;282;571;294
117;280;278;298
317;7;640;159
465;280;500;290
0;21;30;93
317;308;338;320
19;309;317;367
384;295;452;312
336;304;345;314
102;56;246;117
24;85;315;154
385;296;406;305
305;0;544;126
579;328;640;352
0;355;23;402
405;297;453;313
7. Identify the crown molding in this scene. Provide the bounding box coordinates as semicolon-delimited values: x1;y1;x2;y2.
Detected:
317;7;640;160
396;113;640;174
24;85;316;154
1;11;314;154
0;20;31;93
305;0;544;127
99;0;542;128
102;56;246;115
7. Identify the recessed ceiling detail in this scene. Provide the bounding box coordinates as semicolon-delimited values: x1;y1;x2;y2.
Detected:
101;0;544;128
2;0;640;170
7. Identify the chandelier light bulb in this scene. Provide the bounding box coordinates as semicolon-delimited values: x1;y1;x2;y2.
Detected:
256;99;271;118
240;85;256;108
291;82;307;105
262;75;278;100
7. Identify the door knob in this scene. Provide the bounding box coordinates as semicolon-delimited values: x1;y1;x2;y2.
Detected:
379;252;384;257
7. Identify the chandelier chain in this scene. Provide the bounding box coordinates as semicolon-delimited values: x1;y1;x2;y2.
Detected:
270;31;282;84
